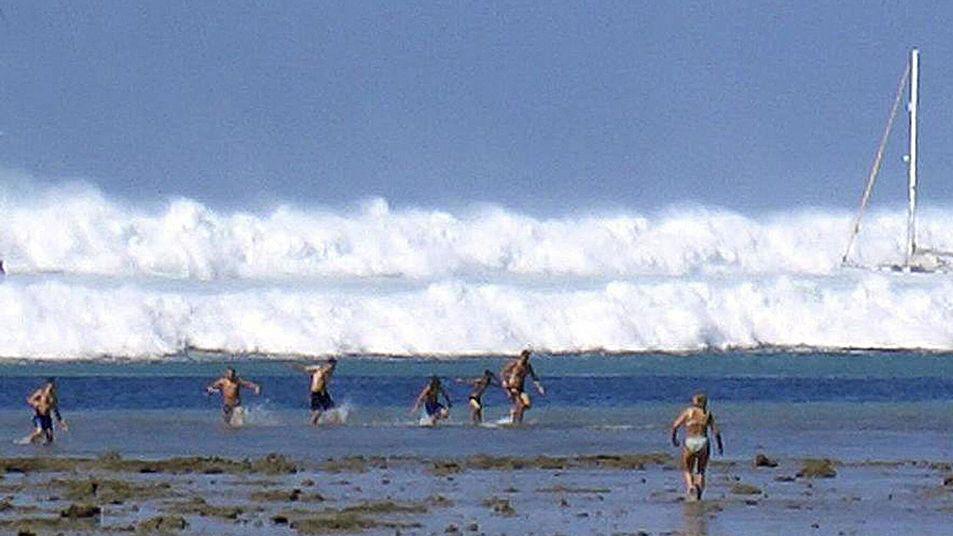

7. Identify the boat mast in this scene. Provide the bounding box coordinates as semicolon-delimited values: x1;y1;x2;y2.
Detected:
905;48;920;266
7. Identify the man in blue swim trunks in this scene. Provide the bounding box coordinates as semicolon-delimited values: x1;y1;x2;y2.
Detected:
299;358;338;426
25;378;68;444
411;376;452;425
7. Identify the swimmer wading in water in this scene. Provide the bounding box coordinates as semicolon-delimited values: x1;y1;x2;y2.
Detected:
411;376;452;425
206;368;261;426
455;369;500;424
298;358;338;426
501;349;545;424
671;393;723;501
24;378;68;444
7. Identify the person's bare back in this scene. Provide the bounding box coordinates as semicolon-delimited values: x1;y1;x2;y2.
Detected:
670;393;723;501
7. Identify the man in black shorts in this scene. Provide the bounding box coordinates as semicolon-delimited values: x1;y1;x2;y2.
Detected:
300;358;338;426
456;369;500;424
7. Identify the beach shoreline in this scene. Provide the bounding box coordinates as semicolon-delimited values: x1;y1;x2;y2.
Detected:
1;451;952;535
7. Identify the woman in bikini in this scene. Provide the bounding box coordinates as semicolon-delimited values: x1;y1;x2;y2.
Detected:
671;393;723;501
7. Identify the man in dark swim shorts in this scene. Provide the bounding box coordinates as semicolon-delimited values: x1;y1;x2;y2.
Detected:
412;376;452;425
25;378;67;444
300;358;338;426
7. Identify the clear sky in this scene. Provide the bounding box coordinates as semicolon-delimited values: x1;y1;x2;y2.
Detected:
1;1;953;213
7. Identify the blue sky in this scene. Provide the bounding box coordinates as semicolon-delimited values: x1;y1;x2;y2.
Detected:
1;1;952;213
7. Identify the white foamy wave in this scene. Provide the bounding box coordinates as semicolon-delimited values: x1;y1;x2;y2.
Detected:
1;274;953;359
0;180;945;280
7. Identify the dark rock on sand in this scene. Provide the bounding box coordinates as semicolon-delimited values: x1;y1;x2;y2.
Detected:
797;459;838;479
0;453;297;476
427;494;454;507
483;497;517;516
341;501;427;515
290;512;421;535
250;488;303;502
163;497;243;519
137;515;188;532
754;454;779;468
60;503;101;518
730;483;763;495
56;477;172;504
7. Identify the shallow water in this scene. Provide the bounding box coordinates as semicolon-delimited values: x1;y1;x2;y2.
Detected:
2;353;952;462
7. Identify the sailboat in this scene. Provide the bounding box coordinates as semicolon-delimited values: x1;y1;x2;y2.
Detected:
842;48;953;272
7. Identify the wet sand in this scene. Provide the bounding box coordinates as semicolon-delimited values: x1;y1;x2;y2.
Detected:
1;452;952;535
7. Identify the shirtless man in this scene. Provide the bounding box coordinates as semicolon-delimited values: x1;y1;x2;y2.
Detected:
206;368;261;426
456;370;499;424
25;378;68;444
671;393;723;501
411;376;452;425
300;358;338;426
501;349;545;424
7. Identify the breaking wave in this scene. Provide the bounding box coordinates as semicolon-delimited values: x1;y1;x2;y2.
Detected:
0;181;947;280
1;274;953;359
2;180;953;359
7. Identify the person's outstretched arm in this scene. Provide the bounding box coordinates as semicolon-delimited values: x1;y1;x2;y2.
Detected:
240;379;262;395
500;362;516;387
206;379;223;394
671;410;687;447
410;387;428;414
709;413;724;455
51;395;68;430
528;364;545;395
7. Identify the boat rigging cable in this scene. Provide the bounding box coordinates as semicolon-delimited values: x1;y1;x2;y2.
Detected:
841;61;910;266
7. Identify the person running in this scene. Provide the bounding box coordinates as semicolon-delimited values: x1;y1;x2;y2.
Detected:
25;378;68;444
299;358;338;426
671;393;723;501
501;349;545;424
206;368;261;426
455;369;500;424
411;376;452;425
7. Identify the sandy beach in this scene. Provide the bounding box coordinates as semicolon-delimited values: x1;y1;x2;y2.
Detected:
0;451;951;535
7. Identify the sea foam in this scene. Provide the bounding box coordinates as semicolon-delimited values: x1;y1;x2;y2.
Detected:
0;182;942;280
1;183;953;359
0;273;952;359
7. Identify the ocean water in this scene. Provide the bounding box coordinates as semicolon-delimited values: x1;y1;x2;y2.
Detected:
1;187;953;468
2;354;952;462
